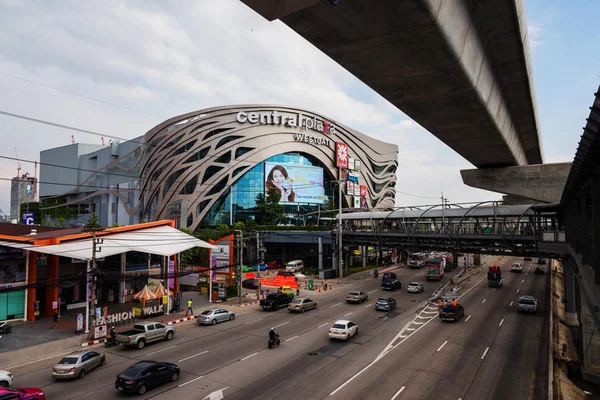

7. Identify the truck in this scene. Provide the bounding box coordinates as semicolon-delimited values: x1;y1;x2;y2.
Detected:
425;258;445;280
407;253;427;269
488;265;503;288
115;322;176;350
260;293;292;311
439;303;465;322
443;254;455;272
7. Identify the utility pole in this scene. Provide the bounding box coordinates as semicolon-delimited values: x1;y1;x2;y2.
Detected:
234;229;243;306
83;214;104;333
256;231;261;301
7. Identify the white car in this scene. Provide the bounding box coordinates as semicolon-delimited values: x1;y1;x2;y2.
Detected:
407;282;424;293
510;263;523;272
517;295;537;313
328;320;358;341
0;370;14;387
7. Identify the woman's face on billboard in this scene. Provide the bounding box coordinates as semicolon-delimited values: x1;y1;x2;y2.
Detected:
272;169;286;187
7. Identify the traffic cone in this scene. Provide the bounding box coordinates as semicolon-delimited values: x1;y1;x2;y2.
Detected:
337;280;340;285
319;286;321;292
185;311;189;318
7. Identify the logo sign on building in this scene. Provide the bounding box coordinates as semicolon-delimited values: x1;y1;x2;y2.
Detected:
353;197;360;208
348;158;355;171
360;185;367;197
346;181;354;196
22;212;34;225
347;171;360;183
335;142;349;169
360;197;368;209
354;160;361;171
236;111;336;135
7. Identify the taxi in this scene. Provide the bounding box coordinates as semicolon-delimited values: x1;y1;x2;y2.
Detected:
278;286;295;298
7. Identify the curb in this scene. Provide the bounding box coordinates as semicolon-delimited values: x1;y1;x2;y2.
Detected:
239;301;260;307
82;338;105;347
167;315;199;325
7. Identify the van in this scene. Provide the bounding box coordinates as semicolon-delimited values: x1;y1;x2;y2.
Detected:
285;260;304;273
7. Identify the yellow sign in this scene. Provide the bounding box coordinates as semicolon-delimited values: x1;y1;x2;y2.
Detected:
162;296;168;305
34;311;40;316
201;287;208;294
132;307;141;317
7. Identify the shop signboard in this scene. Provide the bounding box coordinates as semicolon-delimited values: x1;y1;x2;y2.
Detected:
360;197;368;209
353;183;360;196
360;185;367;197
168;261;175;289
218;287;226;300
163;295;168;305
335;142;349;168
93;324;107;340
353;197;360;208
34;300;40;316
348;171;360;183
76;313;84;332
348;158;355;170
354;160;361;171
346;181;354;196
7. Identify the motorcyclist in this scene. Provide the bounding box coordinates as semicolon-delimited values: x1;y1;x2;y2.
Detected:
373;269;379;278
269;327;278;342
109;326;117;342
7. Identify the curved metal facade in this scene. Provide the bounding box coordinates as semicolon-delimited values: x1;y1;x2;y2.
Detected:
139;105;398;230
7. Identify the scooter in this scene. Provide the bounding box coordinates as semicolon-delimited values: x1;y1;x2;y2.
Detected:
104;336;119;348
268;335;280;349
0;322;12;334
373;270;379;279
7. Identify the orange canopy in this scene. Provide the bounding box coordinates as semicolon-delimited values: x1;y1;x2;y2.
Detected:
152;282;174;297
133;285;159;302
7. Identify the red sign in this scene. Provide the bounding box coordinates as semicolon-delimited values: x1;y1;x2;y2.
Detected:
335;142;349;169
360;185;367;197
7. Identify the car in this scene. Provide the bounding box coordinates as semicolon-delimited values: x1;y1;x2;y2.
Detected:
517;295;538;313
242;278;260;290
241;265;254;273
252;263;267;271
524;257;533;261
0;371;13;388
407;282;424;293
267;261;282;270
345;291;368;304
328;320;358;341
0;388;45;399
115;361;180;395
510;263;523;272
51;351;105;380
278;286;295;298
375;297;397;311
197;308;235;325
534;267;545;275
537;258;547;265
288;298;317;313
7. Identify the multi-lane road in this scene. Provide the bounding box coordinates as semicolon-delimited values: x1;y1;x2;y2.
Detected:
9;256;548;399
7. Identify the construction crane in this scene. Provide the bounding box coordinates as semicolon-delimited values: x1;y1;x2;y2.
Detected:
14;147;21;178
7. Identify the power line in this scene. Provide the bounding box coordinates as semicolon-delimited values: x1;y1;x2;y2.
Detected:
0;71;164;119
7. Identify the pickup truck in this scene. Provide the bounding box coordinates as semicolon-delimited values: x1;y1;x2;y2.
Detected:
115;322;175;350
260;293;292;311
439;304;464;322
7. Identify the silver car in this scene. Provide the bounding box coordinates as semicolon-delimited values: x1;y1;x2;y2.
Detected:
345;291;368;304
517;295;537;313
197;308;236;325
288;298;317;313
51;351;105;379
407;282;424;293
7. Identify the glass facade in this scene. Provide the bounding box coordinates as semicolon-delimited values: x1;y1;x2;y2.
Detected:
203;152;340;226
0;290;25;320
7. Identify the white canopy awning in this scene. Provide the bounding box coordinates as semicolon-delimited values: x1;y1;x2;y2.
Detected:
0;225;217;260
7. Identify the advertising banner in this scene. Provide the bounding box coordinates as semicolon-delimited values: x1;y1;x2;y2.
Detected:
354;160;361;171
265;162;324;204
168;260;175;289
76;313;83;332
346;181;354;196
347;171;359;183
339;169;348;181
348;158;355;171
360;185;367;197
360;197;368;209
335;142;349;168
353;197;360;208
353;182;360;196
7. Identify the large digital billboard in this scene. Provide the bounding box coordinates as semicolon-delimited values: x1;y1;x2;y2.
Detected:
265;162;324;204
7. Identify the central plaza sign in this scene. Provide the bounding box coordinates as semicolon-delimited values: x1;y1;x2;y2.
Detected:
236;111;337;135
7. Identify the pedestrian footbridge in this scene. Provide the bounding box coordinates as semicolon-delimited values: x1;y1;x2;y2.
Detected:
339;202;567;258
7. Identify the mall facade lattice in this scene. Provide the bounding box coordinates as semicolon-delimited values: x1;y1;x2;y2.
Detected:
37;105;398;229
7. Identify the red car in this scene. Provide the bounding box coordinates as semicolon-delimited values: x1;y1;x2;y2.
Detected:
267;261;282;270
0;387;45;399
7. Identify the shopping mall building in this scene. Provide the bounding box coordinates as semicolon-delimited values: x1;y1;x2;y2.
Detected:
37;105;399;229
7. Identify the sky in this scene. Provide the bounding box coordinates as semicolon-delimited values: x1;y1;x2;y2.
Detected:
0;0;598;216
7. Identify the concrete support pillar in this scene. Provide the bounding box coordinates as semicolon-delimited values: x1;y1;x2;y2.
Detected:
119;253;126;304
362;246;366;267
473;254;481;266
26;251;38;321
45;254;59;317
565;260;580;327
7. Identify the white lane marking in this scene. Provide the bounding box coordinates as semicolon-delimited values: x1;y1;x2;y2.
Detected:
437;340;448;352
525;273;528;276
416;315;430;319
329;274;489;396
481;299;486;304
499;318;504;327
330;303;342;308
244;318;263;325
465;315;472;322
522;279;525;284
240;352;258;361
368;290;378;294
179;375;204;387
202;387;229;400
493;288;496;292
391;386;406;400
318;323;329;328
516;289;520;293
273;321;289;329
145;345;177;356
399;335;408;339
510;301;514;307
422;311;437;314
427;306;438;310
179;350;209;362
285;335;299;342
365;303;372;308
344;312;353;317
481;347;490;360
405;327;416;331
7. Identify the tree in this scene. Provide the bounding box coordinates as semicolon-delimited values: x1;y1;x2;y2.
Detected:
179;228;208;266
255;188;285;225
84;213;103;230
111;222;121;228
56;217;67;228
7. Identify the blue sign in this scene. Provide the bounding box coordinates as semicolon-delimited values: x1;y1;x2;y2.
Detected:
22;212;34;225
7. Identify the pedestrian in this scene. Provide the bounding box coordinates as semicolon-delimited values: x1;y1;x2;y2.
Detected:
187;299;193;315
51;311;59;329
296;288;300;296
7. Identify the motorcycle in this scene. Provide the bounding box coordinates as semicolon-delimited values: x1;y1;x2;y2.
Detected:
268;335;280;349
373;270;379;279
0;322;12;334
104;337;118;348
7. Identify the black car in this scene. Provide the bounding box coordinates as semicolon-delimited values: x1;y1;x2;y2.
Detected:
524;257;533;261
534;267;545;274
242;278;260;290
537;258;547;265
115;361;180;395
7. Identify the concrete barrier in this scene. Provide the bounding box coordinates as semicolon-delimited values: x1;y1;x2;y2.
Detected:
451;266;484;285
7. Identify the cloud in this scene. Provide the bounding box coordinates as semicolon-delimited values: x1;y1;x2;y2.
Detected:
0;0;505;214
528;23;545;48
